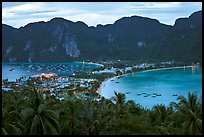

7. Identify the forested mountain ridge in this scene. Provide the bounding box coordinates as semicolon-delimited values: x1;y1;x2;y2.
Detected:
2;10;202;63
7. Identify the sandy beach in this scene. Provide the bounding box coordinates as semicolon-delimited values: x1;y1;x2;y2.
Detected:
97;75;121;95
75;61;104;67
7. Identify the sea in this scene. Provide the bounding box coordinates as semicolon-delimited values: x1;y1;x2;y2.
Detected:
2;62;102;82
100;67;202;109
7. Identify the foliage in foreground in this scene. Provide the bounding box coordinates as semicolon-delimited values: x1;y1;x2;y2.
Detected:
2;89;202;135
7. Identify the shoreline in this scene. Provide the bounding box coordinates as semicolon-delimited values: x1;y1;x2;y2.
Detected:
97;65;195;95
75;61;104;67
97;75;121;95
131;65;193;74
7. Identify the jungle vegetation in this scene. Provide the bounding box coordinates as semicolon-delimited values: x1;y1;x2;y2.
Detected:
2;86;202;135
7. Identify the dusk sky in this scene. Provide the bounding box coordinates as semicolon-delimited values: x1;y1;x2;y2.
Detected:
2;2;202;28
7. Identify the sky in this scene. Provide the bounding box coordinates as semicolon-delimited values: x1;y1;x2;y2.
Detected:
2;2;202;28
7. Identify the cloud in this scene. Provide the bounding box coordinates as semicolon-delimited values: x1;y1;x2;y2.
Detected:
123;2;181;10
2;2;202;28
65;13;120;26
2;2;45;21
2;3;44;16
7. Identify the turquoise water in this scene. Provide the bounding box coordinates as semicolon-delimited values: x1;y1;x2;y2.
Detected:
100;67;202;109
2;62;101;82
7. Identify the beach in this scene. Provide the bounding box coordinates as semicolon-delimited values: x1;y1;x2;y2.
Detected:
97;75;121;94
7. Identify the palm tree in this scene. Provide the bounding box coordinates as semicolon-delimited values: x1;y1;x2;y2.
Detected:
151;104;168;124
97;96;116;134
111;91;127;118
58;99;88;135
171;92;202;135
125;100;142;115
2;108;24;135
149;104;175;135
78;98;101;135
21;89;59;135
112;91;126;106
100;111;160;135
2;90;28;135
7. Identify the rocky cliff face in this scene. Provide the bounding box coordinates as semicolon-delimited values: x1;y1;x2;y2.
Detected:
2;10;202;63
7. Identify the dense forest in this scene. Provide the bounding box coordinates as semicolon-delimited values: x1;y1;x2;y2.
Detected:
2;11;202;64
2;86;202;135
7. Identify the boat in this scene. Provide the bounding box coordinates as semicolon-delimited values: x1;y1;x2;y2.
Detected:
173;94;178;96
137;93;141;96
9;68;14;71
115;81;120;83
125;91;131;94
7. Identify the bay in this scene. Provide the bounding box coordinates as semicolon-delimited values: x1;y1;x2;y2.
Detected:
100;67;202;109
2;62;101;82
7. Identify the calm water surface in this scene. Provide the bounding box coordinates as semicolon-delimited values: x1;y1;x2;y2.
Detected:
2;62;101;82
100;67;202;109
